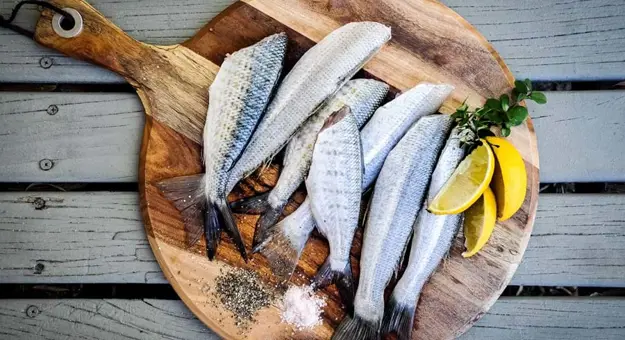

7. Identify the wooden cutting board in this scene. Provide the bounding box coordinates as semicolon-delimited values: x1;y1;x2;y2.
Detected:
34;0;539;339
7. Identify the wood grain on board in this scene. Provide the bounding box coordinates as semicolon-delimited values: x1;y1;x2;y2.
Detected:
31;0;538;338
1;91;624;183
2;0;625;83
1;298;624;340
2;192;625;287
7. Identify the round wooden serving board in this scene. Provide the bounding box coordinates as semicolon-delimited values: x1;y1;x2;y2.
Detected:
34;0;539;339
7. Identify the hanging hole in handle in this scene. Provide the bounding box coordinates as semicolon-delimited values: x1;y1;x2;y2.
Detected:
52;8;83;38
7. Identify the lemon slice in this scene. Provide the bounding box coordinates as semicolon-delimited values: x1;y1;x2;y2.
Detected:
428;140;495;215
462;187;497;258
485;136;527;221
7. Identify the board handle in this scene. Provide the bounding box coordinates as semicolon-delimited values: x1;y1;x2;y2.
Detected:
33;0;147;82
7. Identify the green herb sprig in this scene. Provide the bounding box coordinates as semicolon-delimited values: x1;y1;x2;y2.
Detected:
451;79;547;150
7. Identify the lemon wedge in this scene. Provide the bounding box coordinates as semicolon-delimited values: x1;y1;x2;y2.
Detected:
485;136;527;221
462;187;497;258
428;140;495;215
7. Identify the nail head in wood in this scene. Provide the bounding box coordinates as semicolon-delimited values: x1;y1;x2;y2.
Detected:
39;57;53;69
39;159;54;171
25;305;40;318
46;105;59;115
32;197;46;210
34;263;45;274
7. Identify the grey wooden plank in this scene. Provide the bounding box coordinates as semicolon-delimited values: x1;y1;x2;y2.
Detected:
513;194;625;287
0;299;218;340
0;298;622;339
443;0;625;81
1;192;624;287
0;192;166;283
1;0;624;83
461;297;625;340
0;0;235;83
2;91;624;183
529;90;625;182
0;92;143;182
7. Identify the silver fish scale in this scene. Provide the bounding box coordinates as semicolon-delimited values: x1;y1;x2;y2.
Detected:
361;84;454;188
226;22;391;192
203;33;287;197
354;114;453;322
269;79;388;209
307;112;362;270
391;127;464;306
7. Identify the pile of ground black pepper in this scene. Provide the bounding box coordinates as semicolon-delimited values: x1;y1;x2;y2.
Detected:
213;267;275;328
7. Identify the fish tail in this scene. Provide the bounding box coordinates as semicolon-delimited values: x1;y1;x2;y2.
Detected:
332;313;380;340
313;258;355;314
229;192;285;250
203;202;221;261
204;197;248;262
380;295;416;340
218;198;248;262
252;203;285;250
156;174;206;248
230;192;271;214
257;221;308;284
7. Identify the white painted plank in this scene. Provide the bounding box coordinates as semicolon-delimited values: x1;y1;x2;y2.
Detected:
461;297;625;340
1;192;624;287
0;92;143;182
0;192;166;283
1;0;624;82
2;91;624;183
0;299;218;340
0;298;622;340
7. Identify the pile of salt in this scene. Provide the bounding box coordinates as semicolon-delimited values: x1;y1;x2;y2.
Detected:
280;284;326;330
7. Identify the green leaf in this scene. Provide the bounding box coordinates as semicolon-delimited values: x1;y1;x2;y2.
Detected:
529;91;547;104
501;127;511;137
451;111;463;119
524;78;533;91
500;94;510;111
507;106;529;126
514;80;528;94
485;98;500;110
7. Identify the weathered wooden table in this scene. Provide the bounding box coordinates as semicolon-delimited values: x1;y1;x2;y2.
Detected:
1;0;624;339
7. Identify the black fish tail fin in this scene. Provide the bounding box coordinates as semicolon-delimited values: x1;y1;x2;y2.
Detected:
229;192;286;250
380;295;416;340
216;198;248;262
332;314;380;340
230;192;271;214
156;174;206;247
252;202;286;250
313;258;355;313
203;202;222;261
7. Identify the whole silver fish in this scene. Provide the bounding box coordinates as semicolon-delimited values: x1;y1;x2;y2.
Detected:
226;22;391;193
332;114;453;340
306;107;362;309
156;33;287;261
257;84;454;283
231;79;388;249
380;127;464;340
